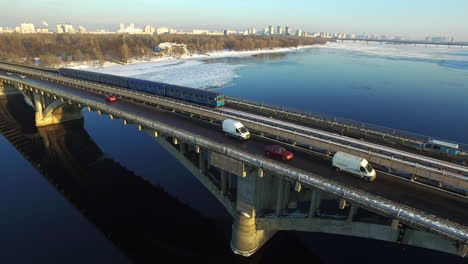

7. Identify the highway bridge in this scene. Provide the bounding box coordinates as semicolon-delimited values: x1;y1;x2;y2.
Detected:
0;62;467;258
338;38;468;47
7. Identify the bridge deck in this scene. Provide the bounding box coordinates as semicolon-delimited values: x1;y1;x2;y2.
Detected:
3;72;466;226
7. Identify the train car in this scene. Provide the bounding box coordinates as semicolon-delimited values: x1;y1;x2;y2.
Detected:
99;73;128;88
59;68;225;107
128;78;166;96
59;68;101;82
165;84;225;107
419;139;460;156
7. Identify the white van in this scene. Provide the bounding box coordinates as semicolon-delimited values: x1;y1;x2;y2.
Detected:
222;119;250;140
332;151;376;182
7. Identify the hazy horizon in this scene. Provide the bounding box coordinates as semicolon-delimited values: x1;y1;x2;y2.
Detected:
2;0;468;40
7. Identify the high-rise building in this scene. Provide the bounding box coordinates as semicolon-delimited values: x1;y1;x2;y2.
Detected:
268;25;274;35
285;26;291;36
119;23;124;32
277;26;283;35
296;29;302;36
56;24;64;33
62;24;75;33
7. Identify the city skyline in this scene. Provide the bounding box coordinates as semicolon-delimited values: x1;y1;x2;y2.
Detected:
1;0;468;40
2;22;458;42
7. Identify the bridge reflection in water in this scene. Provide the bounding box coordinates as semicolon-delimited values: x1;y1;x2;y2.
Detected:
0;91;324;263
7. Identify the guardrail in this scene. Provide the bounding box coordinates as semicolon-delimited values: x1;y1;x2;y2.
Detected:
4;75;468;249
226;96;468;152
1;64;467;192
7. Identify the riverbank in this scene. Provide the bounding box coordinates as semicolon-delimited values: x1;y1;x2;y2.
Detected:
67;44;324;70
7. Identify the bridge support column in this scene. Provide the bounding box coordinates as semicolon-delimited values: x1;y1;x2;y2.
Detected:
231;212;273;257
275;178;285;216
179;142;186;154
347;203;358;222
0;81;21;96
199;150;206;172
220;169;227;195
30;92;82;127
308;189;321;218
231;167;276;256
459;244;468;258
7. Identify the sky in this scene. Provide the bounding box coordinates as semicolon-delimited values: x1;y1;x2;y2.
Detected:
1;0;468;40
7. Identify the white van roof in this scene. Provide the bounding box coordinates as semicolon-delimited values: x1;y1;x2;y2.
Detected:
427;139;459;149
333;151;368;166
223;119;244;128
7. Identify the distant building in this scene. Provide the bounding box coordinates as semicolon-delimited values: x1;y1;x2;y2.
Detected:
156;27;171;34
222;29;236;36
268;25;274;35
285;26;290;36
144;25;155;34
117;23;142;34
277;26;283;35
296;29;302;36
0;27;3;34
15;26;21;33
247;28;256;35
56;24;63;33
191;29;209;34
78;26;87;33
20;23;35;33
89;29;115;34
63;24;75;33
36;28;49;33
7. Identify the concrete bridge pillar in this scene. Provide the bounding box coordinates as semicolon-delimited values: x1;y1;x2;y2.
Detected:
231;212;272;257
231;168;277;256
308;188;321;217
220;169;228;195
32;92;83;127
0;81;21;96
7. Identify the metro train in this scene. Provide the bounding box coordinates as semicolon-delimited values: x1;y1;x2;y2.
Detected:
58;68;225;107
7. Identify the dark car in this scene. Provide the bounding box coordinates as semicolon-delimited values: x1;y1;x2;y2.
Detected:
106;95;117;102
264;145;293;160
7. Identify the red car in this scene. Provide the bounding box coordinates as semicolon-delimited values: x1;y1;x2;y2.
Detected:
106;95;117;102
264;145;293;160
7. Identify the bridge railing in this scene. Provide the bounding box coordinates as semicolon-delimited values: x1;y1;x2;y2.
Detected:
226;96;468;152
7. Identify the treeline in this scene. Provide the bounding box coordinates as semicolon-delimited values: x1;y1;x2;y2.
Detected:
0;33;328;66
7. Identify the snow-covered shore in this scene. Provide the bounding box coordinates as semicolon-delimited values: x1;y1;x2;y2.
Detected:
66;44;322;70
